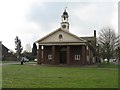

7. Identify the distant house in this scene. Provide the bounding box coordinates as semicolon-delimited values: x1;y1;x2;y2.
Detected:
0;41;16;61
36;9;97;65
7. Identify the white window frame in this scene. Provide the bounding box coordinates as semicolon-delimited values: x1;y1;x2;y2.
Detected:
75;55;80;60
92;57;95;63
87;55;89;62
87;46;89;50
48;54;52;60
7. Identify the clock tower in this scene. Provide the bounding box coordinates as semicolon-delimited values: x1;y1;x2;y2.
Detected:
61;8;69;31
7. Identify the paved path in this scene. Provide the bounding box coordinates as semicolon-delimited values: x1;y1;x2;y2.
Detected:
111;61;120;65
1;61;37;66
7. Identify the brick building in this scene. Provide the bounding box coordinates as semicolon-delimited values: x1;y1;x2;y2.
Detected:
0;41;16;61
36;9;97;65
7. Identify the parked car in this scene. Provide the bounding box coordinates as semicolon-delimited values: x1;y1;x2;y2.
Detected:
21;57;29;62
34;58;37;62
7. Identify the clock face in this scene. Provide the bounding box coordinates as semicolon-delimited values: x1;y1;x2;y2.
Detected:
62;25;66;28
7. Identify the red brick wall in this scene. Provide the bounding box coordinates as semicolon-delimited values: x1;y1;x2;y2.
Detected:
43;46;61;65
43;46;52;64
42;45;90;65
70;46;82;65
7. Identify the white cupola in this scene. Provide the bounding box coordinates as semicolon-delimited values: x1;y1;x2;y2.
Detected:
61;7;69;31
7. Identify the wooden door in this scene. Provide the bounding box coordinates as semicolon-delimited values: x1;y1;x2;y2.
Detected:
60;51;67;64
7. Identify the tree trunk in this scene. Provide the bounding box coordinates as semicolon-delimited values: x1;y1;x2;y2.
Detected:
107;58;110;63
21;61;23;65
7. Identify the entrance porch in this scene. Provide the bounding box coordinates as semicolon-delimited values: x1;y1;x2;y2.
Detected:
37;45;89;65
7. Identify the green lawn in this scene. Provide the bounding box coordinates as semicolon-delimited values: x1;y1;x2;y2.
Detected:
2;63;118;88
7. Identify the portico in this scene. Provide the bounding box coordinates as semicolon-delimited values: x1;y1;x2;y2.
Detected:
37;44;87;65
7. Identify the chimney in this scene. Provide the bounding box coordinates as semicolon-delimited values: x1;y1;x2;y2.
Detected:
94;30;96;47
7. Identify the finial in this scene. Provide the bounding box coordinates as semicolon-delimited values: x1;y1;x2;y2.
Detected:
64;6;67;11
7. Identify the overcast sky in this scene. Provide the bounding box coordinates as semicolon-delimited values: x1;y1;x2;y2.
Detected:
0;0;118;52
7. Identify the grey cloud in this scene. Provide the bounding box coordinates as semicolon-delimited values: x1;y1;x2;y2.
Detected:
26;2;117;36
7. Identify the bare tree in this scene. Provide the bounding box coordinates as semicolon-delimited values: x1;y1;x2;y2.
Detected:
98;27;119;63
25;44;31;52
15;36;23;60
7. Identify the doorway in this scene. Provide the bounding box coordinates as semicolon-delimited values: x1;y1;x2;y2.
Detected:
59;46;67;64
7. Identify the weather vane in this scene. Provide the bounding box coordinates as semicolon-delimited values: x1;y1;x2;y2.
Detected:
64;6;67;11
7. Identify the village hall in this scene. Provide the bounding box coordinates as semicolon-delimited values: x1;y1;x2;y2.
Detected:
36;8;97;65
